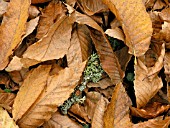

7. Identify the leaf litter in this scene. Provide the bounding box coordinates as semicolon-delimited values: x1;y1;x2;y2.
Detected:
0;0;170;128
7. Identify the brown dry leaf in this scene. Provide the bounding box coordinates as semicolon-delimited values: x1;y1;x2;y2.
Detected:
115;46;132;71
164;52;170;82
0;0;30;70
161;22;170;49
159;7;170;22
110;19;121;29
147;43;165;78
105;28;125;42
67;24;92;67
90;29;124;84
153;0;166;10
12;65;51;121
102;0;153;57
8;71;23;85
0;107;19;128
16;61;86;128
77;0;108;15
0;92;16;113
23;15;73;62
84;92;108;128
104;82;132;128
87;77;113;89
28;5;40;19
65;0;77;7
0;0;8;17
5;56;23;72
133;116;170;128
91;95;108;128
134;59;163;108
36;1;66;39
168;85;170;102
69;104;90;123
130;102;170;119
42;111;82;128
31;0;51;4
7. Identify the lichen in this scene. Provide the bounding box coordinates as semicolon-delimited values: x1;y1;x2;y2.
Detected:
59;53;104;114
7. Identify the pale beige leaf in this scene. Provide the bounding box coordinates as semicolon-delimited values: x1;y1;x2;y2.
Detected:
42;111;82;128
12;65;51;121
17;62;86;128
77;0;108;15
0;107;19;128
20;58;40;68
133;116;170;128
87;77;113;89
102;0;153;56
0;0;30;70
161;22;170;44
5;56;23;72
105;28;125;42
90;29;124;84
67;24;92;66
134;59;163;108
104;82;132;128
36;1;66;39
23;15;73;62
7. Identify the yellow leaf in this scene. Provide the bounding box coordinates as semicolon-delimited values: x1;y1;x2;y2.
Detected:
102;0;153;56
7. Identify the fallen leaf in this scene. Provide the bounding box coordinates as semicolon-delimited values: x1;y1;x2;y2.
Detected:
133;116;170;128
28;5;40;19
67;24;92;67
87;77;113;89
164;52;170;82
31;0;51;4
105;28;125;42
0;0;8;17
69;104;90;123
134;59;163;108
36;1;66;39
159;7;170;22
12;65;51;121
104;82;132;128
0;0;30;70
16;61;86;127
0;92;16;113
84;92;108;128
23;15;73;62
153;0;165;10
77;0;108;15
42;111;82;128
130;102;170;119
0;107;19;128
115;46;132;71
102;0;153;56
5;56;23;72
91;94;108;128
90;29;124;84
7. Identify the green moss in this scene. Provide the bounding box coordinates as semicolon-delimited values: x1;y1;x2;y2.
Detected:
4;89;12;93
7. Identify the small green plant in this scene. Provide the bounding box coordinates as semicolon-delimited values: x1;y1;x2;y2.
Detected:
126;72;134;82
4;88;12;93
59;53;104;114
